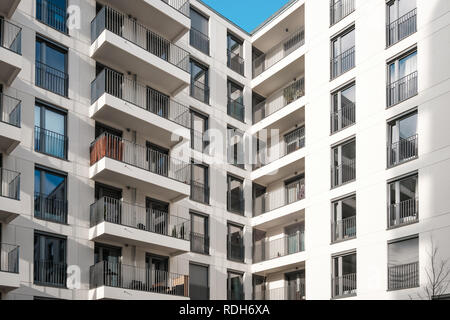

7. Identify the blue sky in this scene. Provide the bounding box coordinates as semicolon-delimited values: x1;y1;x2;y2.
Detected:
201;0;291;33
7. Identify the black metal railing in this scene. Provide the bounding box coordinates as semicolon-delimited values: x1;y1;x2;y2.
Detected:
34;260;67;287
331;216;356;243
36;0;68;33
253;231;305;263
190;232;209;255
387;71;418;107
331;102;355;133
387;8;417;47
227;237;244;262
388;198;418;228
190;181;209;204
91;68;190;128
161;0;190;17
190;80;210;104
35;61;69;97
330;0;355;26
388;262;419;290
331;158;356;188
227;50;244;76
0;168;20;200
388;134;418;167
90;132;191;184
190;28;209;55
331;46;355;79
0;243;19;273
90;196;190;240
332;273;357;298
227;97;245;122
35;126;68;159
91;6;190;73
285;126;306;155
254;282;305;300
0;18;21;54
90;261;189;297
34;192;68;224
0;93;21;127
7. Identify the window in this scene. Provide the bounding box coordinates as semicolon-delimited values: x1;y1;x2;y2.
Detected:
227;223;244;262
388;236;419;290
146;198;170;235
227;271;244;300
285;174;305;205
227;126;245;169
35;36;68;96
191;110;208;153
191;162;209;204
34;166;67;224
190;7;209;55
387;50;418;107
285;223;305;255
93;243;122;287
331;27;355;79
331;82;356;133
190;212;209;254
35;100;67;159
227;33;244;75
36;0;68;34
285;270;306;300
34;231;67;287
388;174;418;228
387;0;417;46
330;0;355;26
388;111;418;167
147;142;169;177
332;195;356;243
190;263;209;300
331;139;356;188
190;59;209;104
332;252;357;298
284;126;305;155
227;80;245;122
227;174;244;215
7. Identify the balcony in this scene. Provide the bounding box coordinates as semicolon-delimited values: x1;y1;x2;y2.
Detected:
387;8;417;47
0;0;20;18
388;262;419;291
332;273;357;298
0;18;22;86
90;6;190;95
34;260;67;288
0;93;21;154
331;216;356;243
254;283;305;300
227;98;245;122
190;232;209;255
387;71;418;107
331;159;356;188
36;0;67;34
90;68;190;147
388;134;418;167
253;232;305;264
35;61;69;97
0;244;19;292
331;46;355;80
190;28;209;55
89;133;191;202
90;196;190;256
227;50;244;76
388;198;418;229
330;0;355;26
89;262;190;300
190;181;209;204
34;192;68;224
35;126;68;159
0;168;21;223
331;102;355;134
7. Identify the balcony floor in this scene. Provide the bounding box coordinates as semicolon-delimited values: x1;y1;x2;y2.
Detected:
0;270;20;292
0;122;20;154
0;47;21;86
89;286;190;300
0;196;21;223
0;0;20;18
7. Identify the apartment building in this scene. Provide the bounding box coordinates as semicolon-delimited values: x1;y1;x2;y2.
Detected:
0;0;449;301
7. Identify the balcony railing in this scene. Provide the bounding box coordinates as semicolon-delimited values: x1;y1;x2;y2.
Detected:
190;181;209;204
0;18;21;54
253;27;305;78
253;77;305;124
330;0;355;26
91;68;190;128
161;0;190;17
0;243;19;273
253;179;305;217
34;192;68;224
253;231;305;263
35;126;68;159
0;168;20;200
227;237;244;262
227;50;244;76
331;158;356;188
0;93;21;128
34;260;67;287
190;80;210;104
90;196;190;241
331;46;355;79
36;0;67;34
332;273;357;298
387;8;417;47
227;97;245;122
35;61;69;97
90;132;191;184
387;71;418;107
254;283;305;300
91;6;190;73
388;262;419;290
190;28;209;55
90;261;189;297
331;216;356;243
191;232;209;255
331;102;355;133
388;134;418;167
388;198;418;229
